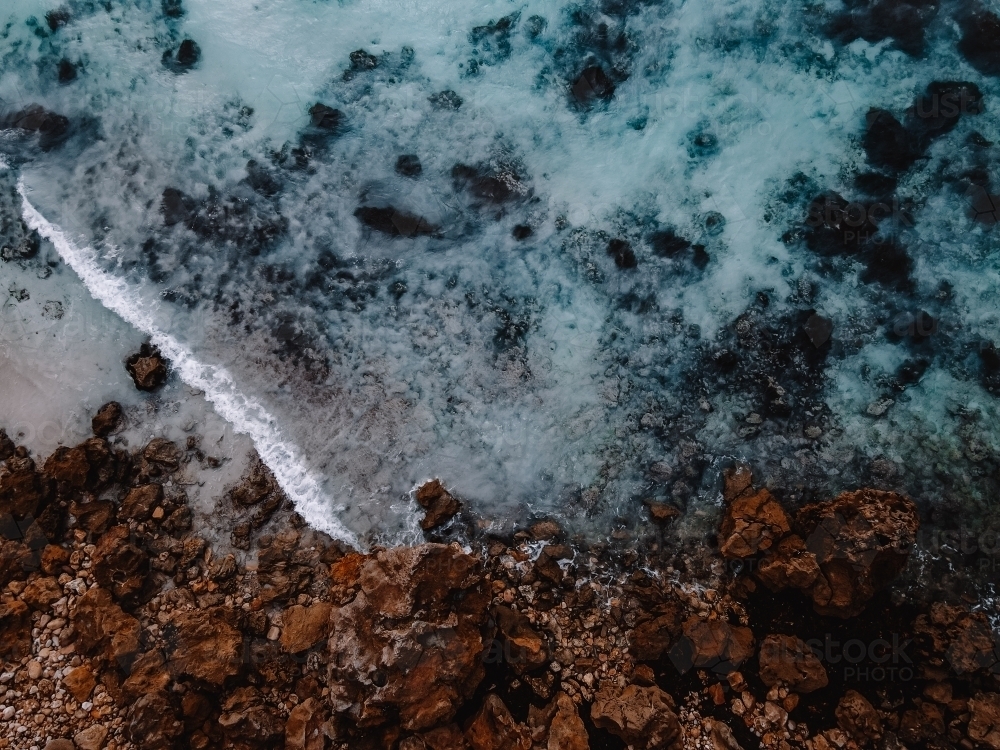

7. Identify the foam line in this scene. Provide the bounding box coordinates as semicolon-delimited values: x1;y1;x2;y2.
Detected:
18;179;361;550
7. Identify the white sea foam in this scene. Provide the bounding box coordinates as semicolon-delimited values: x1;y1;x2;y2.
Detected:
18;181;362;549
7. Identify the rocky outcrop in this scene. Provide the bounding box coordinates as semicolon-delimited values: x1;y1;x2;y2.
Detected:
718;486;791;559
280;601;333;653
164;606;243;684
670;615;754;675
125;343;168;390
969;693;1000;750
758;634;828;693
465;694;531;750
415;479;461;530
914;602;1000;676
835;690;882;746
721;467;919;618
590;684;682;750
71;586;141;664
91;401;124;436
547;692;590;750
325;544;491;731
795;489;919;617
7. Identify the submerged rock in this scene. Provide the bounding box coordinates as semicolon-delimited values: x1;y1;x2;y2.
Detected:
91;401;123;436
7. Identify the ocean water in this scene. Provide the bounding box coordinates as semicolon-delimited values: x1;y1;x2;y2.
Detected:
2;0;1000;547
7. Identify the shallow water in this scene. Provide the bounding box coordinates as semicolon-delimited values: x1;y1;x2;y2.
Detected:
2;0;1000;546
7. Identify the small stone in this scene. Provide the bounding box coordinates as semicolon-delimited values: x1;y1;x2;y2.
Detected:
27;661;42;680
267;625;281;641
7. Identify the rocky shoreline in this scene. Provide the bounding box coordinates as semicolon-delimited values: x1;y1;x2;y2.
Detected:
1;400;999;750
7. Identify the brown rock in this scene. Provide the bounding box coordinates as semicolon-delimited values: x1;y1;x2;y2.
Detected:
670;616;754;675
494;604;549;673
120;484;163;521
915;603;999;676
21;575;62;610
280;602;333;653
126;344;168;391
924;681;953;704
900;701;945;743
218;686;284;749
142;438;182;472
420;725;468;750
530;520;562;540
646;501;681;524
92;401;124;436
0;539;36;588
758;634;828;693
42;742;74;750
465;694;531;750
69;498;116;535
0;450;45;518
590;684;682;750
91;525;148;599
836;690;882;746
126;690;182;750
755;534;820;591
0;429;13;461
285;696;327;750
547;692;589;750
970;693;1000;750
71;587;141;663
797;489;919;617
415;479;461;530
42;446;89;490
325;544;491;731
0;594;31;659
73;725;108;750
706;719;744;750
165;606;243;685
63;665;97;702
40;544;70;575
718;488;790;558
122;649;171;703
629;607;684;662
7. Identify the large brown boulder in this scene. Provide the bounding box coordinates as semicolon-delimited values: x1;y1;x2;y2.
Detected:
285;697;327;750
127;690;182;750
547;692;589;750
969;693;1000;750
590;684;682;750
718;488;790;559
91;525;149;600
415;479;461;530
0;594;31;659
0;449;45;518
669;616;754;676
325;543;491;732
218;686;284;750
280;602;333;653
758;634;828;693
126;343;168;391
42;446;89;491
836;690;883;746
493;604;549;673
72;586;141;664
465;694;531;750
796;489;919;617
914;602;999;676
164;606;243;685
755;534;820;591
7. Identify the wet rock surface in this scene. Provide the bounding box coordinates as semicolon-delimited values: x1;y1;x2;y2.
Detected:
0;411;997;750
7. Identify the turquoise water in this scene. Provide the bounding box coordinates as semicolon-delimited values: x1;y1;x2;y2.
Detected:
2;0;1000;545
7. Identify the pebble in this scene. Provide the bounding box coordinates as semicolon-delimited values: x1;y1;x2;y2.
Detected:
27;662;43;680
